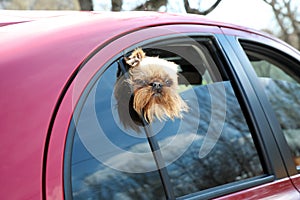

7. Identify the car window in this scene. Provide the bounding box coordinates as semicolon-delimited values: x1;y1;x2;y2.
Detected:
66;63;166;199
240;41;300;170
65;37;265;199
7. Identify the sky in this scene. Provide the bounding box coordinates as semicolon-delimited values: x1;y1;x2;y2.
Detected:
93;0;276;31
202;0;274;30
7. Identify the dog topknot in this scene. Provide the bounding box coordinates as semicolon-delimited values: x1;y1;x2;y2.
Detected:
125;48;146;67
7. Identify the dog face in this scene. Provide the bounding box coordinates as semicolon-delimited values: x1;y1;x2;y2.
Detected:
125;48;188;123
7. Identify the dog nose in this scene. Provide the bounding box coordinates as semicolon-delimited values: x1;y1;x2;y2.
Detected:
151;82;162;92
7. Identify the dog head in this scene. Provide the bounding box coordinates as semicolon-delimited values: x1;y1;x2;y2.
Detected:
125;48;188;123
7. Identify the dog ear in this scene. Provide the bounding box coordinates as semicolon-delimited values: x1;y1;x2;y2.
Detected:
125;48;145;67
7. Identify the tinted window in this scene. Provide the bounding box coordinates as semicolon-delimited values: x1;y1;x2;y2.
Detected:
240;41;300;170
65;37;264;199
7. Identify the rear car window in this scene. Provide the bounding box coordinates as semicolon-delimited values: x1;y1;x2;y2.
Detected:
64;37;265;199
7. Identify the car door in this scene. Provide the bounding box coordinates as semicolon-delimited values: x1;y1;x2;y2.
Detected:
46;24;299;199
220;27;300;194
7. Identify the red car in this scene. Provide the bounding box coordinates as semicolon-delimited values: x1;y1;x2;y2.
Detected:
1;11;300;200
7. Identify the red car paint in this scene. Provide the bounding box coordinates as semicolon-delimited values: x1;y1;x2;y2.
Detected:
0;11;299;199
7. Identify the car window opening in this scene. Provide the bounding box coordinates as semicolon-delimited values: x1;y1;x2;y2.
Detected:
67;39;266;199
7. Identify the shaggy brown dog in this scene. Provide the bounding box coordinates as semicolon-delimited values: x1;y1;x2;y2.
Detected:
124;48;188;123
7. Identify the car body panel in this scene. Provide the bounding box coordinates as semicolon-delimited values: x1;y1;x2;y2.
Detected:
0;11;299;199
291;175;300;192
0;19;101;200
217;177;300;199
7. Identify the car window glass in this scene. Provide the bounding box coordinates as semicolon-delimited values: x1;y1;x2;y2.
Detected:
240;41;300;170
65;38;264;199
68;63;166;200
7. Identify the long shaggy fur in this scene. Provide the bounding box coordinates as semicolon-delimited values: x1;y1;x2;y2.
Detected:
125;48;188;123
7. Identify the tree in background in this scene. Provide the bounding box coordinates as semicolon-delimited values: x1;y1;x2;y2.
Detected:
1;0;299;50
78;0;92;10
263;0;300;49
0;0;80;10
110;0;222;15
108;0;300;50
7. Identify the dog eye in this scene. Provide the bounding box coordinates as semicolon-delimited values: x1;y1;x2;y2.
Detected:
134;79;147;86
165;79;173;86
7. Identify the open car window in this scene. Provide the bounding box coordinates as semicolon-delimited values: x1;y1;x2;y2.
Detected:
64;37;265;199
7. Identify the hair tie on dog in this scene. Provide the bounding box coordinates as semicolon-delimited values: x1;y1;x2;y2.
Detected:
125;48;145;67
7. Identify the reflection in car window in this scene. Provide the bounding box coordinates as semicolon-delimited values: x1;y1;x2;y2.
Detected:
162;81;264;197
68;63;166;200
65;38;264;199
240;41;300;169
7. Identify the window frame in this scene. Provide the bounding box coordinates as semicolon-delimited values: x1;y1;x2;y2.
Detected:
240;41;300;83
63;33;279;200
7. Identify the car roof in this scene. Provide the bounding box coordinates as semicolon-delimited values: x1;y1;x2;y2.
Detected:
2;10;281;58
0;10;261;36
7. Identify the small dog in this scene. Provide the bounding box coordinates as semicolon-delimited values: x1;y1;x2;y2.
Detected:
123;48;188;123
